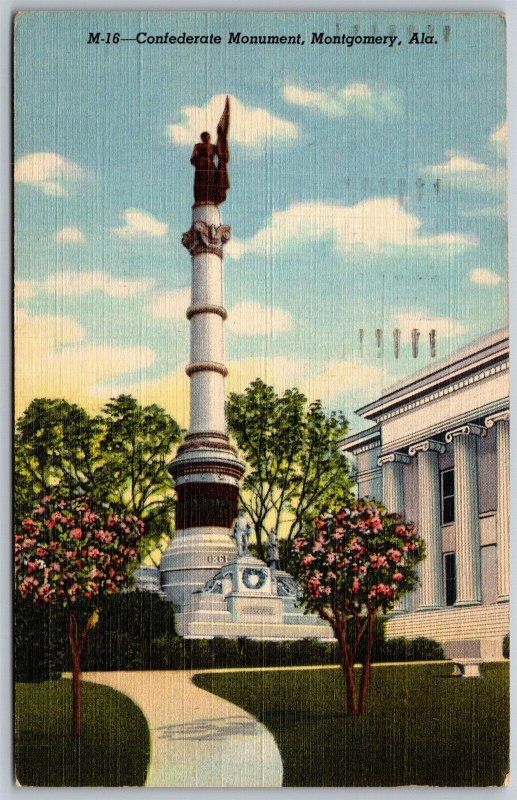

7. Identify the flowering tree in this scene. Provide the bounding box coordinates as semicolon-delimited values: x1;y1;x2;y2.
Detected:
291;500;424;716
15;496;144;737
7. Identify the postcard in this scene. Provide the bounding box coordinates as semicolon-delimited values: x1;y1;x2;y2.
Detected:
14;10;508;787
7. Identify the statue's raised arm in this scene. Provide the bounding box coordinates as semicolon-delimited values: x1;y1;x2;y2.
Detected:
190;96;230;206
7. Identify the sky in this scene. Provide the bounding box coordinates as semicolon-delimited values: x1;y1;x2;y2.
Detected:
14;11;508;432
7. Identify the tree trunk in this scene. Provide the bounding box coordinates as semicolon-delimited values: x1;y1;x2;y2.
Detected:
68;609;82;738
337;628;359;716
358;612;377;715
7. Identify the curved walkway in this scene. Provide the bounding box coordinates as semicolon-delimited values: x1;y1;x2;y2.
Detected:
81;670;283;788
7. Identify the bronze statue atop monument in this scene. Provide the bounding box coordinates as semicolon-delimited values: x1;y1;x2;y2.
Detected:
190;96;230;205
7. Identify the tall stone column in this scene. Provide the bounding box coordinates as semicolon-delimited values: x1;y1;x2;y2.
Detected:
163;203;245;611
444;424;485;606
485;410;510;602
378;452;410;611
408;440;446;610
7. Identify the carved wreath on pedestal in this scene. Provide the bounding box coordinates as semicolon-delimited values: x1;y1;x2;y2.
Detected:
182;221;231;258
242;567;267;590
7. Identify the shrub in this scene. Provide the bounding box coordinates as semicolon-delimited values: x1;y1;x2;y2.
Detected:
379;637;444;662
82;591;176;670
14;595;65;682
503;633;509;659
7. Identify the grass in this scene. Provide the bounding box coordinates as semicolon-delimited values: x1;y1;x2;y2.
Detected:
194;662;509;787
15;678;151;786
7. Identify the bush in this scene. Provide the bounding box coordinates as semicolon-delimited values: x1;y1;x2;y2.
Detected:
82;591;176;670
503;633;509;659
14;590;176;679
14;595;65;682
379;637;444;662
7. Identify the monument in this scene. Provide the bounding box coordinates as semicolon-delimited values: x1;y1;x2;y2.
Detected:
160;97;245;612
157;98;331;640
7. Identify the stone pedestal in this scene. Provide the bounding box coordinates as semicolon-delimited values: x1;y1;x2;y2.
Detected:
175;555;333;640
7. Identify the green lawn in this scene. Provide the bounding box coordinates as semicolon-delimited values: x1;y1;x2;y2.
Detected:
15;679;151;786
195;663;509;787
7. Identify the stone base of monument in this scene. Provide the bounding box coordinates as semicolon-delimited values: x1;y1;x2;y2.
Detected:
174;554;333;641
160;526;238;612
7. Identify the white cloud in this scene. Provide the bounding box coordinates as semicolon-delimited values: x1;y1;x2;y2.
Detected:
283;82;399;118
167;93;298;149
423;150;505;193
15;307;155;417
490;120;507;158
230;198;476;259
298;359;390;405
14;152;87;195
56;226;86;244
459;202;507;219
228;301;292;336
470;268;503;286
393;311;466;340
118;354;390;429
111;209;168;239
15;280;35;302
41;270;153;298
150;287;190;319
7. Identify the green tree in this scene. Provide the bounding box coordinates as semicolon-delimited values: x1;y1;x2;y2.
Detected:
14;399;103;523
227;379;352;560
15;395;182;561
96;396;181;559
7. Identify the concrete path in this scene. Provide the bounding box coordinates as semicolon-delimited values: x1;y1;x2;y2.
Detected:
81;670;283;788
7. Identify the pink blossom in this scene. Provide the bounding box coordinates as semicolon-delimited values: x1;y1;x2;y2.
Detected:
393;572;404;582
70;528;82;540
370;555;388;569
301;555;316;566
387;548;402;563
351;579;361;593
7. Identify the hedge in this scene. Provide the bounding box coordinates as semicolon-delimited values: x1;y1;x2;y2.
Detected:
14;591;176;681
15;592;444;677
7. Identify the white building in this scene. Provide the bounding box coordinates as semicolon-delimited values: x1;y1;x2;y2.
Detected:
340;328;509;661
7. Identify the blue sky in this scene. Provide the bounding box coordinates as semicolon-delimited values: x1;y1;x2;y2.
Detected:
14;11;507;431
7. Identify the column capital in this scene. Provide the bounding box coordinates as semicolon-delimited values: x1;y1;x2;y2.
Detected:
378;452;410;467
408;439;446;457
485;409;509;428
444;423;486;443
182;220;231;257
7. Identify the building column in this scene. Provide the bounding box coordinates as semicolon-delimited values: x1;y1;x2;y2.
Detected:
408;440;446;610
378;452;410;611
485;410;510;603
444;424;486;606
378;452;410;514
